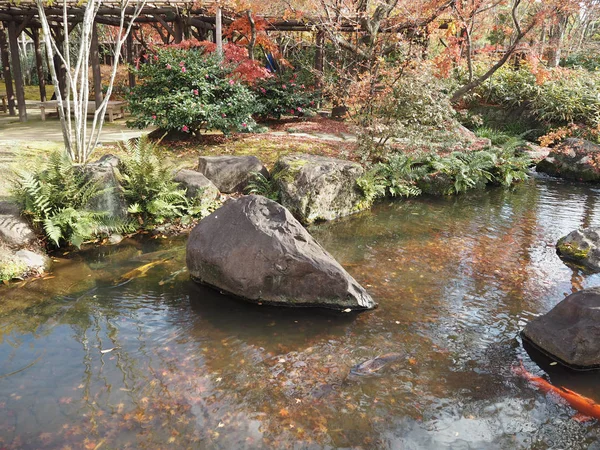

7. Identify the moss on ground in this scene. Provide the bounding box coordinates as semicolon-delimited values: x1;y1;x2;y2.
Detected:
156;134;355;170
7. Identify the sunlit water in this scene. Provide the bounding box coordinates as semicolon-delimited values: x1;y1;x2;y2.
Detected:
2;176;600;449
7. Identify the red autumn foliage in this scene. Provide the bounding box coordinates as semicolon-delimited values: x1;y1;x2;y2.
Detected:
161;39;271;85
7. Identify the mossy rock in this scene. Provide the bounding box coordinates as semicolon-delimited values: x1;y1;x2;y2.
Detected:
275;154;367;225
556;227;600;272
537;139;600;183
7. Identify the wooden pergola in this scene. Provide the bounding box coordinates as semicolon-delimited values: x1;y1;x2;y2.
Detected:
0;0;320;122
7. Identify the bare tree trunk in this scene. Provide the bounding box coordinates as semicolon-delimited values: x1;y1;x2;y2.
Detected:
547;14;567;68
215;6;223;58
451;0;536;103
36;0;146;163
246;10;256;60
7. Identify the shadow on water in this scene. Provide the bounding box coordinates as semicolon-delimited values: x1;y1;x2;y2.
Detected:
4;177;600;448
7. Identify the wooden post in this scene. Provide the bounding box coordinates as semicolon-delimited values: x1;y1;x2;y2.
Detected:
314;30;324;103
7;21;27;122
215;6;223;58
314;30;324;74
0;24;15;115
126;32;135;88
174;17;183;44
32;28;47;102
91;23;103;108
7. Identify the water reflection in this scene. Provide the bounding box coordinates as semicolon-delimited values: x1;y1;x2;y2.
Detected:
2;177;600;449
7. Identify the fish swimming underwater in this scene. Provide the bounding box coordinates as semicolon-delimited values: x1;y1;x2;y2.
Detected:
350;352;405;377
114;258;172;285
513;362;600;422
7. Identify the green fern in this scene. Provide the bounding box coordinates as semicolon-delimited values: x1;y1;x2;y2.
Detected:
117;136;210;225
11;151;134;248
245;172;280;201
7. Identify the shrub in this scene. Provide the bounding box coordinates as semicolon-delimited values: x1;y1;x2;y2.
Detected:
117;137;218;225
562;52;600;71
127;46;259;135
254;73;319;119
354;65;466;160
474;65;600;130
12;152;132;248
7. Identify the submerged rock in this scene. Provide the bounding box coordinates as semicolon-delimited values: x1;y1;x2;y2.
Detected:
557;227;600;271
186;195;376;310
197;155;268;193
276;154;367;225
537;138;600;182
522;288;600;370
174;169;219;200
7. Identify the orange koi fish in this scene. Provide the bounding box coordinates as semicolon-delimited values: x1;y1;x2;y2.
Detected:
513;363;600;422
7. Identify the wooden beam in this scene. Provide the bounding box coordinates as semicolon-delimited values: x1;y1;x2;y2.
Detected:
16;14;32;35
7;21;26;121
91;22;102;108
32;27;46;102
0;24;15;115
153;14;176;39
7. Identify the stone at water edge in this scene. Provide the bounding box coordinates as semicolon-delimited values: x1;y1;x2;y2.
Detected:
0;201;36;247
537;138;600;182
186;195;376;310
197;155;269;194
522;288;600;370
557;227;600;271
275;154;367;225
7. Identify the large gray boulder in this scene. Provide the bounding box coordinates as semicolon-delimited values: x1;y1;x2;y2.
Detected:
0;201;36;247
557;227;600;271
537;138;600;182
186;195;376;310
85;154;127;218
275;154;367;225
174;169;219;200
522;288;600;369
197;156;268;193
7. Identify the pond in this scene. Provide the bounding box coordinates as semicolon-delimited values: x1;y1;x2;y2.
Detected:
2;176;600;449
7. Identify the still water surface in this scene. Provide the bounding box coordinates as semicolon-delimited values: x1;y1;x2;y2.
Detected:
2;176;600;449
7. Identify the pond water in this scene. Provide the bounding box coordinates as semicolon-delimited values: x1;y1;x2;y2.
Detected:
2;176;600;449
